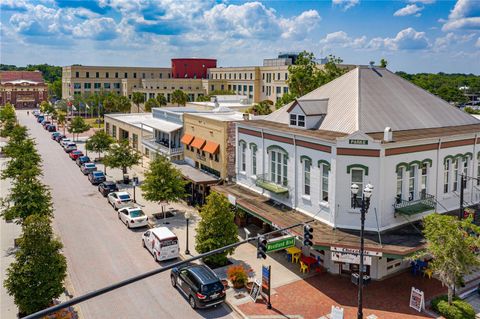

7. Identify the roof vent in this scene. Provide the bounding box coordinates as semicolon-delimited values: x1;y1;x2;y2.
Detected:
243;113;250;121
384;127;393;142
369;61;375;69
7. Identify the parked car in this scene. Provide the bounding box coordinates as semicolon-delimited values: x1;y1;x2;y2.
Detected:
60;138;72;148
46;124;57;132
41;120;51;127
98;181;118;197
55;134;66;142
143;227;179;261
88;171;106;185
69;150;83;160
118;207;148;228
33;110;40;117
80;162;97;175
170;264;226;309
64;142;77;153
76;155;90;167
107;191;133;210
37;116;45;123
51;132;62;140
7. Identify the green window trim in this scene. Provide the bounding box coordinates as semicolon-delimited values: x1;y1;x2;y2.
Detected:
249;142;257;150
422;158;433;167
318;160;331;171
444;153;472;165
239;139;247;146
266;145;289;159
397;159;432;171
408;160;422;168
477;151;480;159
347;164;369;176
300;155;312;164
396;162;409;171
464;152;473;160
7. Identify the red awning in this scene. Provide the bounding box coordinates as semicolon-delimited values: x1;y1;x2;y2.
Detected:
190;137;206;149
203;141;220;154
180;134;194;145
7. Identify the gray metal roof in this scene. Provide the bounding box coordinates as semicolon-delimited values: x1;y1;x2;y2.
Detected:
264;66;480;134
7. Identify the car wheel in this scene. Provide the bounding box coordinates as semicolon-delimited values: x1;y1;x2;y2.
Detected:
117;212;121;220
126;221;130;229
154;250;159;262
189;296;196;309
142;239;146;248
171;276;176;288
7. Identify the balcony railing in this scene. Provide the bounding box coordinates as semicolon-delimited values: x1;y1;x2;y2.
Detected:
255;174;289;195
141;138;183;156
394;192;435;216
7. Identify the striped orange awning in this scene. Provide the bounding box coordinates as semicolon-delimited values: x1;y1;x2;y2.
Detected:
190;137;206;149
203;141;220;154
181;134;194;145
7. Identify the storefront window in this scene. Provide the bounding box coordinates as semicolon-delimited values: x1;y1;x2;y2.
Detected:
251;147;257;176
320;164;329;202
453;159;459;192
270;149;287;186
421;163;428;197
444;160;450;193
396;167;403;202
408;165;416;201
351;169;363;208
303;160;311;196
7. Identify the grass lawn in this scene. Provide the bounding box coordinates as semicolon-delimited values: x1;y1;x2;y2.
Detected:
85;118;104;129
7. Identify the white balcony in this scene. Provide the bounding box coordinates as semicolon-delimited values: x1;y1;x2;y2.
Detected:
142;138;183;157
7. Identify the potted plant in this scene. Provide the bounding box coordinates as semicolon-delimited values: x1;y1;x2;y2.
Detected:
227;265;248;289
234;210;247;227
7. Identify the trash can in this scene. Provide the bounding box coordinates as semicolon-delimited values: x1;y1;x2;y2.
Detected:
123;174;130;184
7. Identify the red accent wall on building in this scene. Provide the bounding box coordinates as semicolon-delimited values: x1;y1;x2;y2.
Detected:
171;58;216;79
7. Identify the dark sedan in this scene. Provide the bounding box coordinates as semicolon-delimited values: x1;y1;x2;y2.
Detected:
98;181;119;197
46;124;57;132
76;155;91;167
88;171;106;185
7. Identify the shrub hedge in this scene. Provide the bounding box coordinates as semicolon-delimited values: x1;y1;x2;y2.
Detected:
431;295;475;319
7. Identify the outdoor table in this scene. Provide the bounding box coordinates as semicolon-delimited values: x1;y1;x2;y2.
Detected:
300;256;317;272
286;246;302;262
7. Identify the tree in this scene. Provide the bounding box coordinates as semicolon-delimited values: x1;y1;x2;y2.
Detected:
116;95;132;113
248;100;273;115
68;116;90;141
422;214;480;305
156;94;167;107
0;102;17;137
86;130;114;160
132;92;145;113
103;140;141;175
103;95;117;113
195;192;238;267
140;155;187;220
144;98;159;112
48;79;62;99
275;92;296;109
0;124;28;158
1;176;53;223
1;138;42;180
380;58;388;68
4;215;67;315
56;110;67;135
171;89;188;106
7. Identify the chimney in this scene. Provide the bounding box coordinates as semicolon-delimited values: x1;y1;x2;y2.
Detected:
384;127;393;142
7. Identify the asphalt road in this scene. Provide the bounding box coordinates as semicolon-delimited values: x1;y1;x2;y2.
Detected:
18;110;235;319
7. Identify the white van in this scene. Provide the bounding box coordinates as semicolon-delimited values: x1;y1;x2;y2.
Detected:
142;227;179;262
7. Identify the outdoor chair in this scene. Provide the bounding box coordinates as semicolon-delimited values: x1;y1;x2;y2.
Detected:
300;261;309;274
292;253;301;264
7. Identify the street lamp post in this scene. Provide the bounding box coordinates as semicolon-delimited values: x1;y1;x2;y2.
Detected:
185;211;192;255
132;173;138;203
351;183;374;319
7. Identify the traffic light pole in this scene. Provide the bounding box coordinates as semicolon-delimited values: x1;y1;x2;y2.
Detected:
24;219;314;319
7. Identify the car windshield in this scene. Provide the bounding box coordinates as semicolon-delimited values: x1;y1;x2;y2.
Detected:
201;282;223;294
119;194;131;200
85;164;95;168
80;157;89;161
129;210;144;217
93;172;104;177
107;184;116;189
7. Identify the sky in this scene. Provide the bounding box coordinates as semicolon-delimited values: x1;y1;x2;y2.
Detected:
0;0;479;74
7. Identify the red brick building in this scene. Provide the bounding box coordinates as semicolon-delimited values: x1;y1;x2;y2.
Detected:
171;58;217;79
0;71;48;108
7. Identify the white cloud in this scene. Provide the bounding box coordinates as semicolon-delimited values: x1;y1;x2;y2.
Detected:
408;0;435;4
319;31;366;49
476;37;480;47
394;4;423;17
367;27;429;50
332;0;359;11
279;10;321;39
442;0;480;31
434;32;476;51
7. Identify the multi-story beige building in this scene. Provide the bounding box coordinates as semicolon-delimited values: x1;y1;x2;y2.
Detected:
62;65;171;99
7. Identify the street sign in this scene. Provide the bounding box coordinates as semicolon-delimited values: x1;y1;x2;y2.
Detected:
266;235;295;252
331;246;382;257
261;265;272;309
409;287;424;312
249;279;261;302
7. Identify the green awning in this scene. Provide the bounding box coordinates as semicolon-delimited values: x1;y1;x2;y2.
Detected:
395;202;434;216
255;179;289;195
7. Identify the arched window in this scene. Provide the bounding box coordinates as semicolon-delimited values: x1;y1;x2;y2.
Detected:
319;162;330;202
268;146;288;186
238;140;246;173
301;156;311;196
250;143;257;176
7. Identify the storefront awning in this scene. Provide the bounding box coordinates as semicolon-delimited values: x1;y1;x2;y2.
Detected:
191;137;206;149
181;134;194;145
172;161;219;184
203;141;220;154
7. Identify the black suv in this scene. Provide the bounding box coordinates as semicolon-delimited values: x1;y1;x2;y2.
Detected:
171;265;225;309
98;181;119;197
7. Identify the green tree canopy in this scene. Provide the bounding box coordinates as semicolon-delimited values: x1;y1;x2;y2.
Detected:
422;214;480;304
171;89;188;106
86;130;114;160
380;58;388;68
48;79;62;99
68;116;90;141
0;102;17;137
1;138;42;180
103;140;141;174
132;92;145;113
247;100;273;115
116;95;132;113
195;192;238;267
4;215;67;315
144;98;159;112
0;124;28;157
1;176;53;223
140;155;187;215
55;109;67;135
155;94;167;107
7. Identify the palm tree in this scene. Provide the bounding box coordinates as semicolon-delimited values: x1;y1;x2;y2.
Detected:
115;96;132;113
132;92;145;113
56;110;67;135
171;89;188;106
155;94;167;107
144;98;159;112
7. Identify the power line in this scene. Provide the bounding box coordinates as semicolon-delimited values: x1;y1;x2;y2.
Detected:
24;219;314;319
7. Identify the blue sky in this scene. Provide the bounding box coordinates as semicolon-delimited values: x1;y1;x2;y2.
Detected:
1;0;479;74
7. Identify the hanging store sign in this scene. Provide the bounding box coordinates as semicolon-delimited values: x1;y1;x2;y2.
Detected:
331;246;383;257
266;235;295;252
331;251;372;266
349;139;368;145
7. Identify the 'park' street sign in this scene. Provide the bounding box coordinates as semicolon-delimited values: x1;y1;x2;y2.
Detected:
266;235;295;252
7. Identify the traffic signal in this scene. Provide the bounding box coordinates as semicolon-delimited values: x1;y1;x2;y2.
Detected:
303;224;313;247
257;236;267;259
